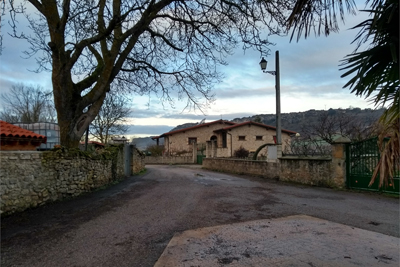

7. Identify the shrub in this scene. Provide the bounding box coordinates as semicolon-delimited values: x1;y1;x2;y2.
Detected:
234;146;249;158
146;145;164;156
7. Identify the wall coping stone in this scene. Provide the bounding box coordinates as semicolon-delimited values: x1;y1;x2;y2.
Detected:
0;151;43;154
204;158;266;162
280;156;331;161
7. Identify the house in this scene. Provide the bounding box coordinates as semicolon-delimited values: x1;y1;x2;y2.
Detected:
153;120;235;156
153;119;297;158
0;120;47;151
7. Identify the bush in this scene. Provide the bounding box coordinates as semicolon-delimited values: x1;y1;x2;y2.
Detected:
234;146;249;158
146;145;164;156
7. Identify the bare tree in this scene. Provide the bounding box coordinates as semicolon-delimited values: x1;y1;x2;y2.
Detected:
300;111;378;144
90;93;131;144
0;83;56;123
283;136;332;157
5;0;295;148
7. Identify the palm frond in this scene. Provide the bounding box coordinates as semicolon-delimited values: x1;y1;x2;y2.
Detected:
369;119;400;188
287;0;357;41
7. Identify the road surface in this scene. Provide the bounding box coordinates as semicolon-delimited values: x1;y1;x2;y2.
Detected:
1;165;399;267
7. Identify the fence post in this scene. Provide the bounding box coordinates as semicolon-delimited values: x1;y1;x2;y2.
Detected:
331;137;351;188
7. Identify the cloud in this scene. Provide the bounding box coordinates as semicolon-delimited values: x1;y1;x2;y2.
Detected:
0;0;375;139
126;125;172;136
215;87;274;99
128;107;163;119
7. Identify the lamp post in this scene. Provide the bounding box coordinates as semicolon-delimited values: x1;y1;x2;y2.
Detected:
260;51;282;155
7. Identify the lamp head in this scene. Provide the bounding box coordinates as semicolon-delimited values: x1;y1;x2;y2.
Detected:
259;57;267;71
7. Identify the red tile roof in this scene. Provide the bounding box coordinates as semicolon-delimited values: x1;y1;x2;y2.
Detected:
214;121;297;134
0;120;47;143
156;119;236;138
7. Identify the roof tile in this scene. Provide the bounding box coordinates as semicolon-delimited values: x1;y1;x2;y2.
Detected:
158;119;236;137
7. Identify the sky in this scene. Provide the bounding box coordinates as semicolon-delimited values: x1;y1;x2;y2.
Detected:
0;1;376;138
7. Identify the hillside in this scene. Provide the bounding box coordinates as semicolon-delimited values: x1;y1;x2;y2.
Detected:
131;136;163;150
231;108;384;133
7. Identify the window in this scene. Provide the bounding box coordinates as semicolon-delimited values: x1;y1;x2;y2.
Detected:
256;136;263;141
238;136;246;141
188;137;197;144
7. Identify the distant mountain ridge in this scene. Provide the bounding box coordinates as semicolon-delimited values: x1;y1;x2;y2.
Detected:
169;122;199;132
231;107;384;133
131;108;384;150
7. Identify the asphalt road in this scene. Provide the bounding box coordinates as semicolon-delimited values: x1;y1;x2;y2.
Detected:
1;165;399;267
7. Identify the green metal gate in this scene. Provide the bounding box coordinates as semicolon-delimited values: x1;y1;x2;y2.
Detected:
346;137;399;194
197;155;206;165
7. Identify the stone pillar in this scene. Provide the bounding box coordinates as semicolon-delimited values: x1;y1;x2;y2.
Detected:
192;142;197;164
276;144;282;159
206;141;211;158
211;140;217;158
331;137;351;188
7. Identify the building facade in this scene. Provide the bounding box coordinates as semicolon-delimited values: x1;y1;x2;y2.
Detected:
153;120;296;158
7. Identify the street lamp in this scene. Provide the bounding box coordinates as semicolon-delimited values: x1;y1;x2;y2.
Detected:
259;51;281;149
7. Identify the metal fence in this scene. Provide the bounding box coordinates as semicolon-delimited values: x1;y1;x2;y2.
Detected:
346;137;399;194
283;137;332;157
13;122;60;150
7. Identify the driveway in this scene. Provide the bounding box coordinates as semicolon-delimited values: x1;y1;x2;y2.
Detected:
1;165;399;267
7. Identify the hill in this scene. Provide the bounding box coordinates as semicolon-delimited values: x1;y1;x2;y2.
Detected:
131;136;164;150
231;108;384;133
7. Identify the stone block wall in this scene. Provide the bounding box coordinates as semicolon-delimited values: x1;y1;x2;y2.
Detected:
203;156;345;188
203;140;350;189
0;148;125;215
132;147;146;174
279;157;335;187
203;158;279;179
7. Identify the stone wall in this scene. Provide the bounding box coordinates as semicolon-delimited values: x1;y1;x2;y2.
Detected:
0;147;125;215
132;147;146;174
144;156;194;165
279;157;334;187
203;156;345;188
202;140;350;189
203;158;279;179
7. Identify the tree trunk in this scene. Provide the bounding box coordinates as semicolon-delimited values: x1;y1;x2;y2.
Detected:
52;75;84;148
52;61;106;149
